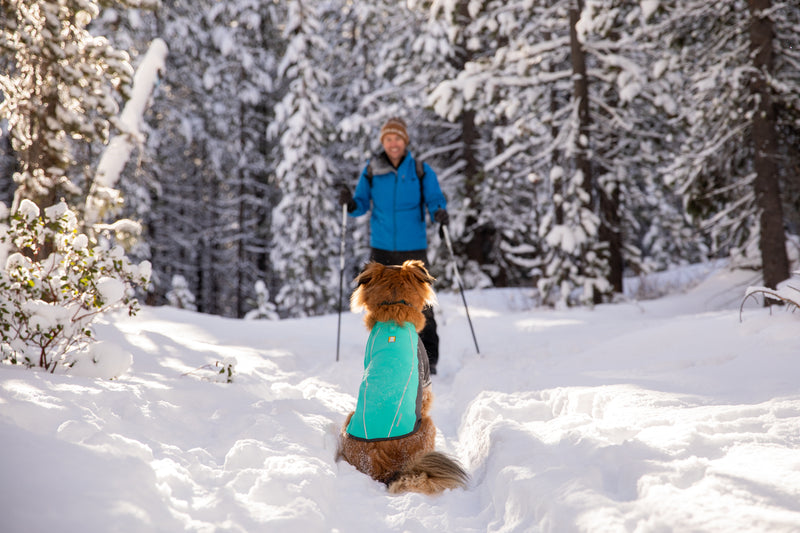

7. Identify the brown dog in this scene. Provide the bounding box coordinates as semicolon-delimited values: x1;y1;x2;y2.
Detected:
338;260;468;494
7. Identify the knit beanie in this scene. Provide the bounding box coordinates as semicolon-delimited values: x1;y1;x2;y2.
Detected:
379;117;410;145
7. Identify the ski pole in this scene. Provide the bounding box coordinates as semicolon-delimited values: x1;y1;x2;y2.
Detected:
442;225;480;355
336;202;347;362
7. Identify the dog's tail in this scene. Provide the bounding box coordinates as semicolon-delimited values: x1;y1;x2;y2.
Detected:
386;451;469;495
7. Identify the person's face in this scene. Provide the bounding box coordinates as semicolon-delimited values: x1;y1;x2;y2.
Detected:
382;133;407;164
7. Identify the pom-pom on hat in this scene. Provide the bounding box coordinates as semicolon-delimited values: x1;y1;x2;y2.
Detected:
380;117;410;145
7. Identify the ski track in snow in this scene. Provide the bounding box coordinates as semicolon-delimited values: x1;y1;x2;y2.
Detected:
2;268;800;532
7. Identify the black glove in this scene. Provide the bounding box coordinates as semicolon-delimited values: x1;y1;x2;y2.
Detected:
434;209;449;239
434;209;450;226
337;184;356;212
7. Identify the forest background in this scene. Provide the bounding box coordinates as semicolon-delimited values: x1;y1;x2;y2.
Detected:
2;0;799;321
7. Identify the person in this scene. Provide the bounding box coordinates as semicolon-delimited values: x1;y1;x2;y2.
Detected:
338;117;450;374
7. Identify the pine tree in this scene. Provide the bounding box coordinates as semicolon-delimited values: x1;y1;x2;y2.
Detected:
426;0;709;303
200;0;282;317
577;0;707;284
772;4;800;238
428;0;612;304
415;0;506;287
315;0;391;278
0;0;151;212
26;0;792;317
747;0;790;288
131;0;214;311
653;0;798;287
131;0;282;317
268;0;339;317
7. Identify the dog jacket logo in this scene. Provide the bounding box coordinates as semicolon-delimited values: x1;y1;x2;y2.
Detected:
346;321;422;441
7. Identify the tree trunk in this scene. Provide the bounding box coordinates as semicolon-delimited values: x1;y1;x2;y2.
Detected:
454;0;478;187
237;99;247;319
452;1;489;271
542;23;564;226
569;2;591;211
748;0;790;289
599;176;624;293
571;0;612;303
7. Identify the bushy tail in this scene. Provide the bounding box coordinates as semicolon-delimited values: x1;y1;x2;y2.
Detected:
387;451;469;495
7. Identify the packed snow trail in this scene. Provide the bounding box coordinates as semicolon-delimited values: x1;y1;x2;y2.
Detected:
2;267;800;532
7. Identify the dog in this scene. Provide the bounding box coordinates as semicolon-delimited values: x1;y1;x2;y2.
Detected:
338;260;468;494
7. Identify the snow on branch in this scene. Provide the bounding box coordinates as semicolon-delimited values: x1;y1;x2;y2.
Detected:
85;38;168;229
740;272;800;320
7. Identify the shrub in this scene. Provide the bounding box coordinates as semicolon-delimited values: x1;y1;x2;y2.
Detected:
0;200;151;374
165;274;197;311
244;280;279;320
181;357;238;384
740;272;800;318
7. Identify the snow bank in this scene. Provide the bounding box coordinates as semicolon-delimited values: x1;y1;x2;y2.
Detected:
1;267;799;532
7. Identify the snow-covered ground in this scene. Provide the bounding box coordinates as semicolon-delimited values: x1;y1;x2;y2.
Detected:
2;264;800;532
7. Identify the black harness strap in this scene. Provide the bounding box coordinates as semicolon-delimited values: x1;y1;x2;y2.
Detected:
378;299;413;307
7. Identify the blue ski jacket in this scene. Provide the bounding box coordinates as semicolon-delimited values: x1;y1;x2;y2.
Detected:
349;151;447;252
346;321;431;441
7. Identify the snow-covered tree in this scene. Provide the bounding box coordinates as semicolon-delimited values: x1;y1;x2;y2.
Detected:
320;1;402;277
134;0;282;317
129;1;217;312
85;3;163;270
428;1;611;304
417;1;502;288
652;0;799;288
165;275;197;311
268;0;339;317
575;0;707;285
83;37;167;232
243;280;278;320
426;0;706;304
0;0;156;212
196;0;282;317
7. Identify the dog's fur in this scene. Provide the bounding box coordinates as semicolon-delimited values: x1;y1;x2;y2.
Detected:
338;260;469;495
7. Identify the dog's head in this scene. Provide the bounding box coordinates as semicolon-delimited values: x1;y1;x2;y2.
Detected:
351;260;436;332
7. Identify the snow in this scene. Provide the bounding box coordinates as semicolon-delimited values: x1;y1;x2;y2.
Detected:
641;0;660;20
17;198;40;221
44;201;70;221
546;224;586;254
86;38;167;227
2;265;800;532
97;276;127;304
5;252;31;271
69;341;133;380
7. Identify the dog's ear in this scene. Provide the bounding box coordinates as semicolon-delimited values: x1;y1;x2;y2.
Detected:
354;261;384;287
402;260;435;285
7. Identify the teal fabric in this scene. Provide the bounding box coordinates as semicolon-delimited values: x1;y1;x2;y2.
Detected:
347;321;421;441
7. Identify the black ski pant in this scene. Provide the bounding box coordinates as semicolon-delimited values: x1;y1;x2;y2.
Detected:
369;248;440;372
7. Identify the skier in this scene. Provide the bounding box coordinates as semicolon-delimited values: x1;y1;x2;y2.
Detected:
338;117;450;374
